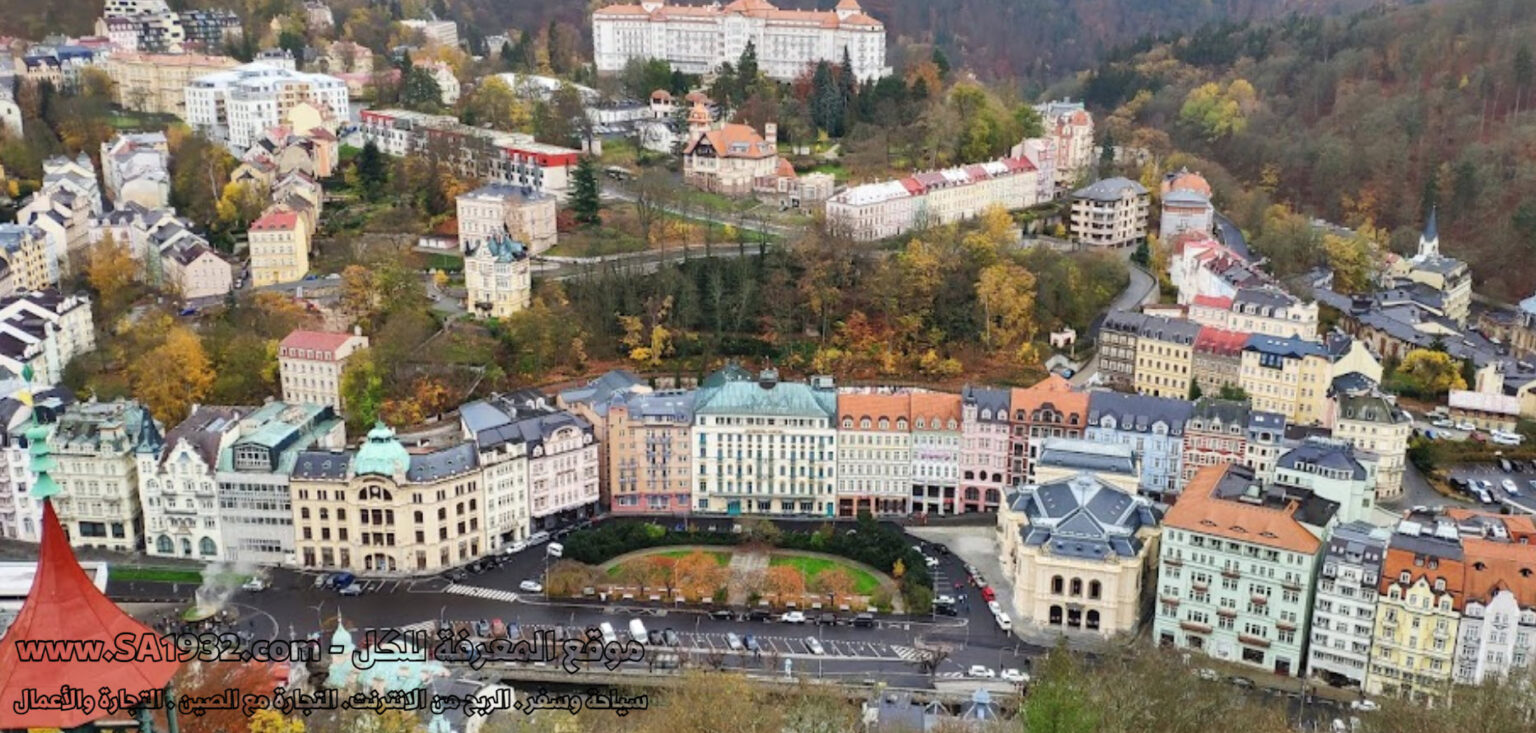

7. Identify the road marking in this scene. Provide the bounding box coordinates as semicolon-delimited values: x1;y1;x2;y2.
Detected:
444;584;520;603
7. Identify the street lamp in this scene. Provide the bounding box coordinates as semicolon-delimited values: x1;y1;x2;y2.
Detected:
309;602;325;632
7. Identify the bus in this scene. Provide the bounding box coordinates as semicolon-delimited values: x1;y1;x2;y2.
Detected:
604;165;636;182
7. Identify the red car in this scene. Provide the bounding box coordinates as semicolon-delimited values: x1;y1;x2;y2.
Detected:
980;586;996;602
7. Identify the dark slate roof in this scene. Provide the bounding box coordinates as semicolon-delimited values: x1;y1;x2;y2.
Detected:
292;450;352;479
1324;520;1390;571
1212;464;1341;527
1086;391;1193;436
1247;410;1287;433
1014;473;1158;561
1035;437;1136;475
962;385;1010;423
1072;177;1147;202
1233;286;1297;313
558;369;643;416
1102;310;1149;334
406;442;478;482
1137;315;1201;345
153;406;244;468
1244;334;1327;359
1336;393;1408;425
1190;398;1250;428
1278;438;1369;481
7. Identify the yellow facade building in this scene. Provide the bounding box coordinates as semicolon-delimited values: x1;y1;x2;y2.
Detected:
1240;335;1332;426
1366;529;1463;706
1133;316;1200;398
248;208;310;286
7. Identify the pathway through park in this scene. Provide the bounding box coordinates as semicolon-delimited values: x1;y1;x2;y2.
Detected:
726;550;770;606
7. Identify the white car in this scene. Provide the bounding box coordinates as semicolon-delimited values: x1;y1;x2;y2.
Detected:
241;578;266;592
994;612;1012;631
1456;422;1477;432
519;580;544;593
1432;418;1455;429
1000;668;1029;683
501;540;527;555
987;600;1002;616
338;583;363;596
967;665;997;679
804;637;825;655
546;542;564;558
923;556;940;568
1503;479;1521;496
782;611;807;624
1349;699;1379;712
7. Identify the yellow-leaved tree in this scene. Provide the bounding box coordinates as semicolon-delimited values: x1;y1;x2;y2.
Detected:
85;232;138;310
1398;349;1468;397
975;262;1039;362
130;324;214;424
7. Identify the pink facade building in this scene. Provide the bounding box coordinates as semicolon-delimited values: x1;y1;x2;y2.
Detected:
957;386;1011;515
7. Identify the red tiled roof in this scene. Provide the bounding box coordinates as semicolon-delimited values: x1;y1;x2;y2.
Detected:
910;392;962;426
280;329;357;353
1002;157;1036;172
1194;326;1249;356
251;210;300;230
1192;295;1233;310
838;393;912;430
1009;374;1088;424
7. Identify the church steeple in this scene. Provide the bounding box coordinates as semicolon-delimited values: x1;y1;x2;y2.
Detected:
1418;206;1440;259
134;405;163;455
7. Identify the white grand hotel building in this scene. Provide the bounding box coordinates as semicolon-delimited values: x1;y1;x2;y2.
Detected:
593;0;890;82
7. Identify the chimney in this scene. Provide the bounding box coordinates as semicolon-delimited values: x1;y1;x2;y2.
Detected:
764;122;777;147
758;368;779;389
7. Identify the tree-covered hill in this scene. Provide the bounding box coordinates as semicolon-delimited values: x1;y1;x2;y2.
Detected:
1065;0;1536;299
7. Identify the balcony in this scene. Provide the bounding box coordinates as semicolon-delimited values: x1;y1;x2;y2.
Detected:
1221;567;1241;579
1164;556;1182;566
1161;596;1181;606
1179;621;1212;634
1238;634;1271;648
1277;620;1297;632
1281;579;1302;591
1251;594;1268;605
1216;608;1237;618
1192;581;1209;592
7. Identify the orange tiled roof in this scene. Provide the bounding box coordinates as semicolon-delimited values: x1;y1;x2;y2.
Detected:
838;393;912;430
1462;537;1536;608
1379;543;1464;603
684;123;776;159
1164;465;1323;553
1009;374;1088;423
251;210;300;230
909;392;962;426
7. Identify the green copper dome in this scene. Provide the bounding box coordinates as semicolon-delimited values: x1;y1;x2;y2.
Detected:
354;421;410;477
26;416;57;499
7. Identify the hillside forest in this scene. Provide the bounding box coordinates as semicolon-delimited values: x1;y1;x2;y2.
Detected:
1066;0;1536;299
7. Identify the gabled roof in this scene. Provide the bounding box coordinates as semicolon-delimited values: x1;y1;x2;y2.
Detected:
1086;391;1193;436
1012;472;1158;561
1166;464;1332;553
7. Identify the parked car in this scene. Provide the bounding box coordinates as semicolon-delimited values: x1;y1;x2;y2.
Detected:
338;582;363;596
648;630;664;646
241;578;266;592
1503;479;1521;496
782;611;807;624
817;613;837;626
726;633;744;651
935;605;959;617
853;613;875;628
804;637;825;655
995;612;1012;631
1500;458;1515;473
1432;418;1455;429
501;540;527;555
987;600;1002;616
935;594;956;607
967;665;996;679
744;634;760;652
330;572;356;589
980;586;996;602
1457;422;1477;432
546;542;564;558
663;628;680;646
519;580;544;593
599;622;618;644
474;619;491;637
710;609;735;621
628;619;648;642
526;530;551;546
313;573;329;589
1350;699;1380;712
1000;668;1029;683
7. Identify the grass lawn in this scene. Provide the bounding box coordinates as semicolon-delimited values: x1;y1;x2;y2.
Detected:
769;554;881;595
606;549;730;577
549;225;647;257
108;566;251;584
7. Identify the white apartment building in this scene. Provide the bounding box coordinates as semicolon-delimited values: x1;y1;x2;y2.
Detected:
139;406;244;560
48;400;155;553
1330;393;1410;501
277;329;370;413
418;61;460;105
185;63;349;150
836;392;912;517
215;401;346;565
593;0;889;82
910;392;961;517
0;290;97;388
399;19;459;47
826;157;1040;242
100;132;171;209
461;408;529;550
357;109;582;200
1070;177;1149;249
456;184;558;254
461;392;599;533
1309;521;1390;688
692;366;839;516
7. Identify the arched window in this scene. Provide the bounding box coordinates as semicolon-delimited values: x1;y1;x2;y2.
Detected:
1049;605;1063;625
414;511;424;523
842;417;853;429
896;419;908;431
156;535;172;554
1086;610;1101;630
916;418;926;430
860;418;871;429
985;489;1000;504
1089;580;1102;600
878;418;890;430
1070;578;1083;597
1051;576;1064;594
964;487;979;501
199;537;217;556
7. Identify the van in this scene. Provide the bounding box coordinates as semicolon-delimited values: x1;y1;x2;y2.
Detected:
628;619;647;642
599;622;618;645
995;612;1013;631
853;613;875;628
547;542;564;558
527;531;551;546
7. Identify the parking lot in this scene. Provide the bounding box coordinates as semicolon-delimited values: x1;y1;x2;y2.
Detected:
1445;461;1536;514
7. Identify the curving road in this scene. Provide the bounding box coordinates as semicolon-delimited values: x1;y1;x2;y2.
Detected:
1213;212;1253;261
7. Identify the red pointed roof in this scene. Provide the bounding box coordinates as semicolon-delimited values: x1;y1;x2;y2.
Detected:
0;500;181;728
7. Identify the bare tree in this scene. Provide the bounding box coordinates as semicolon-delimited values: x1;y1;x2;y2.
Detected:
632;170;672;247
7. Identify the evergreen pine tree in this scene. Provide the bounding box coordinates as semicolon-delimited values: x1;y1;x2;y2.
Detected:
1131;237;1150;267
570;156;602;226
356;141;387;201
738;41;759;100
931;47;951;78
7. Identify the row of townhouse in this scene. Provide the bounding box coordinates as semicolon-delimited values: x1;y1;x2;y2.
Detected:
824;157;1045;242
1155;475;1536;703
355;109;583;200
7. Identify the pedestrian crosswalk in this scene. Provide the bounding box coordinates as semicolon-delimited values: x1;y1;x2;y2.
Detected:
892;645;925;662
936;671;965;679
444;584;520;603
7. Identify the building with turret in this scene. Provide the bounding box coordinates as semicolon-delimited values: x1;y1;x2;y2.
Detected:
139;405;247;560
290;422;483;573
681;105;793;196
464;233;531;320
47;400;158;553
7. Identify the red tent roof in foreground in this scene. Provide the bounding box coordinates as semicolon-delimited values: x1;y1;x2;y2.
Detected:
0;500;180;729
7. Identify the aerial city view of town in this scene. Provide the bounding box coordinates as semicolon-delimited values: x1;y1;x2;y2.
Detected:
0;0;1534;730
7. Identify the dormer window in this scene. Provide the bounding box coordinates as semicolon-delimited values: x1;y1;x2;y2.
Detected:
860;418;871;429
842;417;853;429
896;419;907;431
878;419;889;430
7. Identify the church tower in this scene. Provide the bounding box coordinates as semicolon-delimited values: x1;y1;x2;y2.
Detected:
1417;206;1439;260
